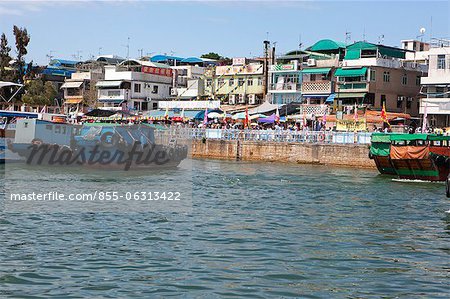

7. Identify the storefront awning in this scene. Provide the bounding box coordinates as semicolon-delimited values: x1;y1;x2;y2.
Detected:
96;81;124;88
64;98;83;104
301;67;331;75
334;67;367;77
98;98;124;104
335;92;366;98
61;81;83;89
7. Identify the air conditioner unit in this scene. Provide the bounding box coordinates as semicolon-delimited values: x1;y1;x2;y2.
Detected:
238;94;246;104
170;88;177;96
248;94;256;105
229;94;236;105
307;59;316;66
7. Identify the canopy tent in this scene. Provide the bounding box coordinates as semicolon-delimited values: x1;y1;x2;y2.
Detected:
84;109;116;117
325;93;336;103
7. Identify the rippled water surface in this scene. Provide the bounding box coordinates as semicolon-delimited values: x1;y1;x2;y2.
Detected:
1;159;449;298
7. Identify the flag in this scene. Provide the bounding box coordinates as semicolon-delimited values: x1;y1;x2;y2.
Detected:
353;103;358;122
422;101;428;133
164;106;169;120
275;106;280;123
203;107;208;126
244;107;249;128
380;103;390;127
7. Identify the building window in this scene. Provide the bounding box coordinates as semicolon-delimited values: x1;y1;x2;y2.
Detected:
406;98;412;109
257;77;262;86
381;94;386;107
238;78;244;86
416;76;421;86
437;54;446;69
206;79;212;87
218;78;224;86
370;70;376;81
397;96;403;108
229;78;235;86
108;90;120;97
401;74;408;85
142;102;148;111
134;83;141;93
247;78;253;86
152;85;158;94
383;71;390;82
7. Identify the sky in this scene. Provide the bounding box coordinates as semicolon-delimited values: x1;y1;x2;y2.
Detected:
0;0;449;65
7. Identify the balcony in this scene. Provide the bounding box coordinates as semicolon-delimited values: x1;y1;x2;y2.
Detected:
419;97;450;114
269;83;301;92
337;82;368;92
296;104;329;117
301;81;333;94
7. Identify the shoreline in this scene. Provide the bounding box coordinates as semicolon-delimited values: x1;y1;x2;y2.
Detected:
190;139;376;169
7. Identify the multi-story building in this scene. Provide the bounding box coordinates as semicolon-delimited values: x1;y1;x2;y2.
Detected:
420;44;450;127
96;59;173;111
268;60;302;105
334;41;426;116
203;58;265;105
61;70;103;114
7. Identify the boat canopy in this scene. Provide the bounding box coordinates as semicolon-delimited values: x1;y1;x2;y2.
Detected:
370;142;390;156
427;135;450;141
371;133;392;143
390;134;428;141
0;81;23;88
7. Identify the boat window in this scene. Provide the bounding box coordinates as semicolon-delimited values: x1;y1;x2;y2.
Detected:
55;125;61;133
24;122;28;128
46;125;53;131
62;126;67;134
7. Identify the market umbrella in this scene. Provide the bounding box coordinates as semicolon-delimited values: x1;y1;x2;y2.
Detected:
258;113;276;124
249;113;267;120
207;112;222;119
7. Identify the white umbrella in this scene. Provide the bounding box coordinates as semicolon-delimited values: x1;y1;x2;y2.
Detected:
207;112;222;119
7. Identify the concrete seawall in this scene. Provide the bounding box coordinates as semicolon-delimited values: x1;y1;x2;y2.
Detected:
191;139;376;168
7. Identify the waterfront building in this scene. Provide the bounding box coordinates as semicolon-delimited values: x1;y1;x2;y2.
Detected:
202;57;265;106
419;41;450;127
96;59;173;111
334;41;426;116
61;70;103;114
40;59;79;100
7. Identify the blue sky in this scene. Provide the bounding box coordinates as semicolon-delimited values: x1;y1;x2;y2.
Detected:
0;0;449;65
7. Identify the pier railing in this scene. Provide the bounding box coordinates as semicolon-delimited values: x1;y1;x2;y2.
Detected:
155;128;372;145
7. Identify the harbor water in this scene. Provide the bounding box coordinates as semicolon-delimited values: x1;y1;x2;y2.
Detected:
0;159;449;298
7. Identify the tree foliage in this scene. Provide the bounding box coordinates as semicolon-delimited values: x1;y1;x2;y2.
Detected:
200;52;223;60
13;25;30;83
22;79;56;106
0;33;12;80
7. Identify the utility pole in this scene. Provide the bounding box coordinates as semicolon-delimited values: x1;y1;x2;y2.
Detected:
263;40;270;98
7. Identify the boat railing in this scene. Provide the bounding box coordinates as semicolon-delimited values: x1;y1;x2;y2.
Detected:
154;128;372;145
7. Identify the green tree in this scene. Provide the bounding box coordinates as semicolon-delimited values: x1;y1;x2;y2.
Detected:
22;79;56;106
0;33;12;80
200;52;222;60
13;25;30;83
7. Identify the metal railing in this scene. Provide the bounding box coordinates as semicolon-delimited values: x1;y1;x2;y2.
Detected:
155;128;372;144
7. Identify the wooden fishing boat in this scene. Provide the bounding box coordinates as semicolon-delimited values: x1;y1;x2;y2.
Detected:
369;133;450;181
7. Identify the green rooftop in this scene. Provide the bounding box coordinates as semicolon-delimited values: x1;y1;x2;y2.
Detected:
307;39;346;52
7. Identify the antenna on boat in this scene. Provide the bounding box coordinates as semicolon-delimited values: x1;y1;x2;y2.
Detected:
345;31;351;45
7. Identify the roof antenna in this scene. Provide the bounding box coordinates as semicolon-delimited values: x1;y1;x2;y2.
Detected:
363;27;366;41
378;34;384;44
298;34;303;50
345;31;351;44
